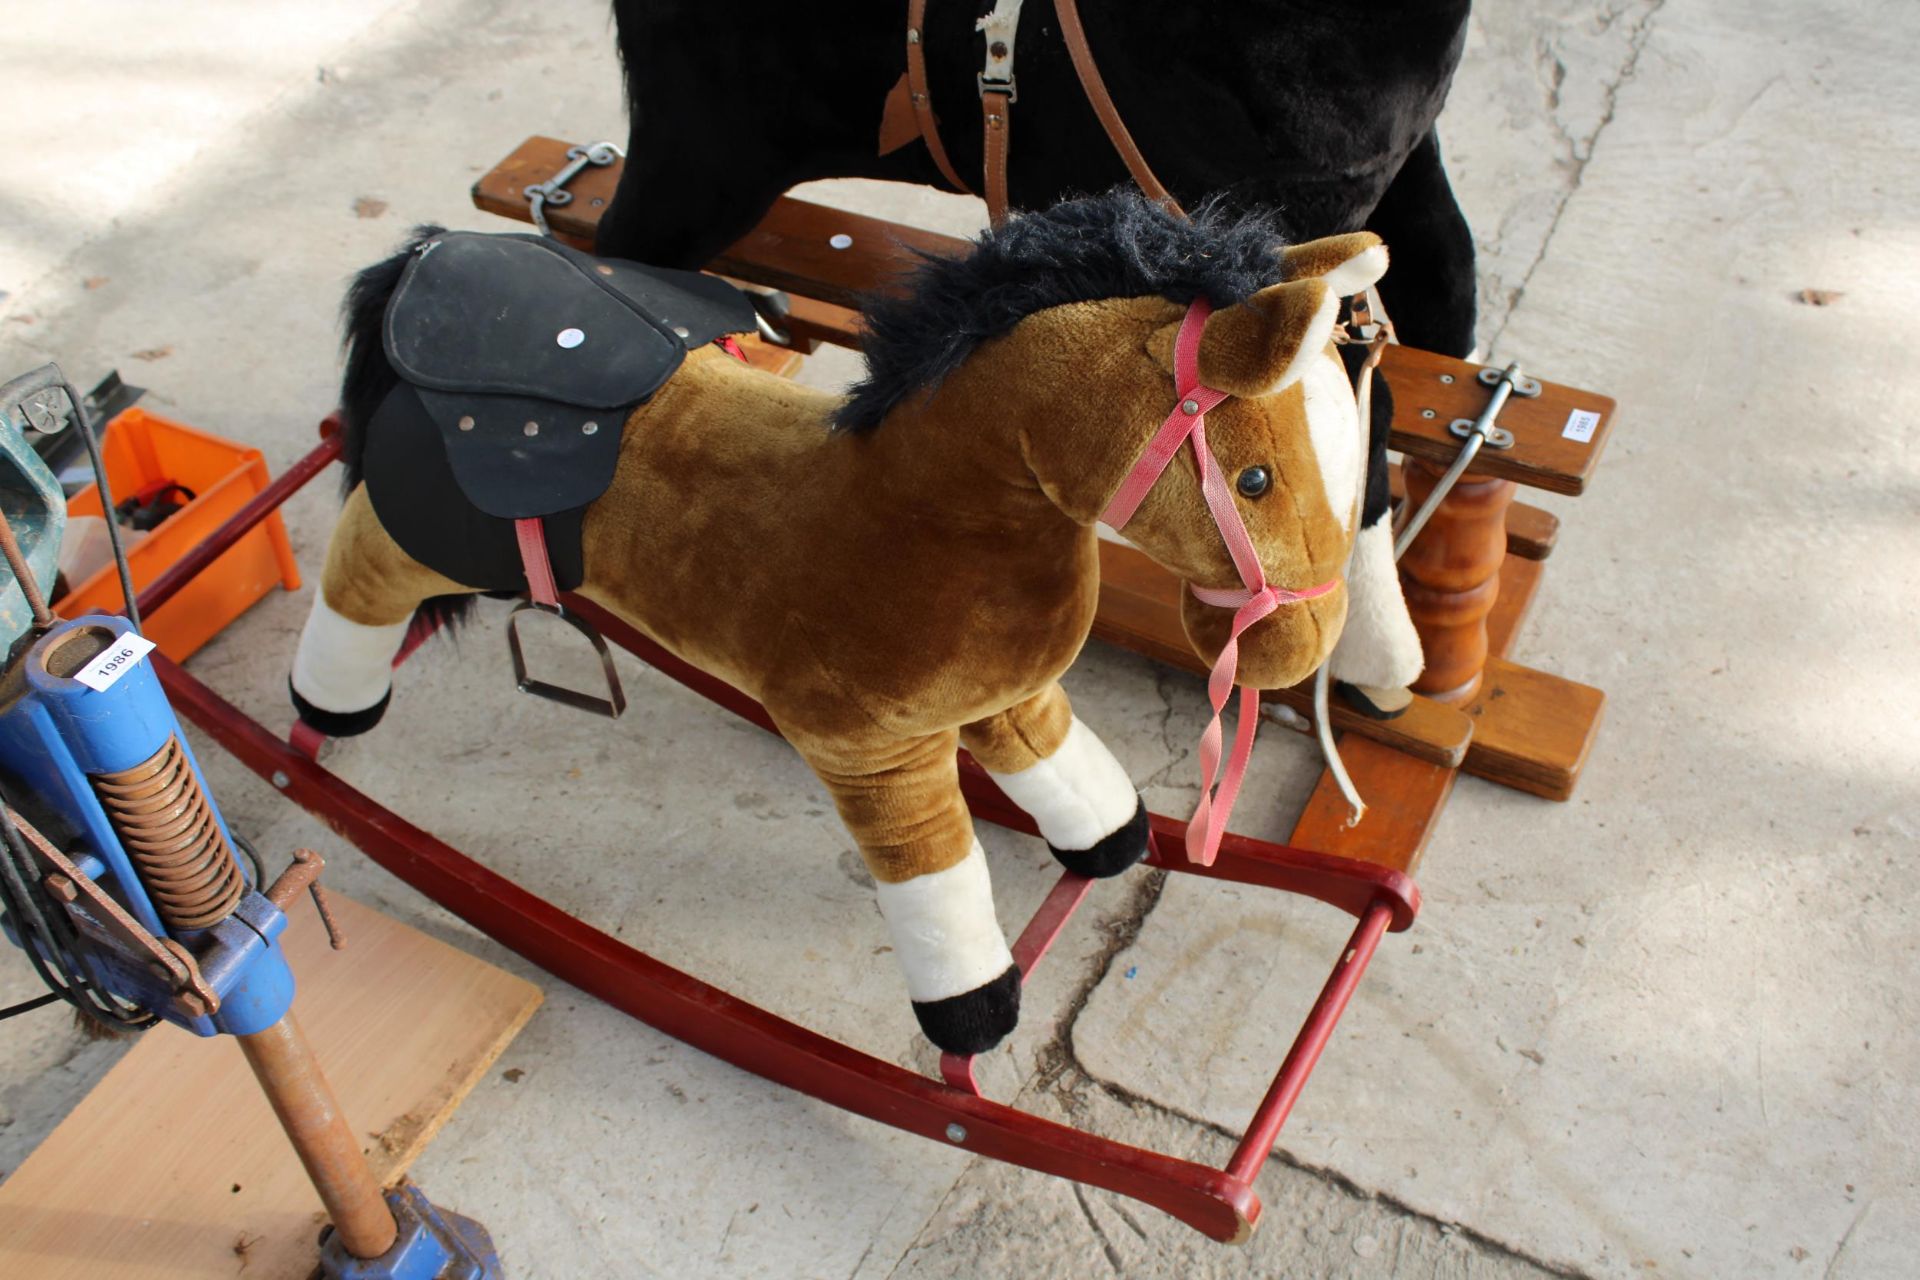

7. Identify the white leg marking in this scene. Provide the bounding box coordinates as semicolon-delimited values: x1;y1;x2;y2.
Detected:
873;840;1014;1003
1299;350;1362;532
985;717;1137;852
1330;519;1424;689
290;596;410;713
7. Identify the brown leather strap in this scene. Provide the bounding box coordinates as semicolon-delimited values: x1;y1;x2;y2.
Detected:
1052;0;1183;216
906;0;972;194
981;89;1013;224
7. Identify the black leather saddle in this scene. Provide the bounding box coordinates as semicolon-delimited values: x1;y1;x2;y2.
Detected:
362;231;755;592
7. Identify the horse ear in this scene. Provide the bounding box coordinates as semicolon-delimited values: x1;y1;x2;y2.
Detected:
1194;279;1337;397
1281;232;1389;297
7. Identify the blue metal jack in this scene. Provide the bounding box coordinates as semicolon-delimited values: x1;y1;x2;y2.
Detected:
0;365;502;1279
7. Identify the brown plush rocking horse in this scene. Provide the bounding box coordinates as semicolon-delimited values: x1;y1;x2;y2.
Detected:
289;193;1393;1054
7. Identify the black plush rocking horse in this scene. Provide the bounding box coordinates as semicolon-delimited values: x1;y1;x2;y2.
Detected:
599;0;1477;359
595;0;1458;714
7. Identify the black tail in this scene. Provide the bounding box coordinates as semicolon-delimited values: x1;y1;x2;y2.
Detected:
339;225;441;493
337;226;476;636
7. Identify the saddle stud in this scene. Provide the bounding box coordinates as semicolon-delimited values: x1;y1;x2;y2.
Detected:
556;327;585;349
581;421;599;435
523;421;540;436
672;325;690;339
457;415;475;432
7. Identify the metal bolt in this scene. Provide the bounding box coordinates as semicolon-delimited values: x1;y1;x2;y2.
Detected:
990;41;1009;58
829;233;853;250
1181;398;1200;415
271;771;290;790
1421;408;1436;419
557;327;585;349
945;1123;967;1144
907;27;920;43
1439;373;1455;384
524;421;540;436
582;421;599;435
457;414;475;431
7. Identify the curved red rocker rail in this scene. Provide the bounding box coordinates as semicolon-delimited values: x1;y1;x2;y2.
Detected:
144;425;1420;1244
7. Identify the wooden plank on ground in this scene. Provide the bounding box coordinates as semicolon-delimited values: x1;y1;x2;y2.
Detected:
0;893;542;1280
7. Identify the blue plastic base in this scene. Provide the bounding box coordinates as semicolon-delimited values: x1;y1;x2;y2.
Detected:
319;1184;501;1280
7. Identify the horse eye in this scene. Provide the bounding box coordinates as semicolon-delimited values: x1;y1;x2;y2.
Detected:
1236;466;1272;499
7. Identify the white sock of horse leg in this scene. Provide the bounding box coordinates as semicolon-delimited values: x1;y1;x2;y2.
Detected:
1330;519;1424;691
873;840;1015;1003
290;595;409;719
984;717;1145;875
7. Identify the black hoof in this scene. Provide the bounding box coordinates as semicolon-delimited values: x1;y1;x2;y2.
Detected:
289;680;391;738
1335;680;1413;721
1051;797;1150;879
912;964;1021;1055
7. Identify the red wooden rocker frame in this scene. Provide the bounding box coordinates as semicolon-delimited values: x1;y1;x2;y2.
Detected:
139;424;1417;1243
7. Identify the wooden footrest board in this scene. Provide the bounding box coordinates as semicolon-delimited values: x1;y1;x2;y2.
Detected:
473;136;1620;497
0;893;543;1280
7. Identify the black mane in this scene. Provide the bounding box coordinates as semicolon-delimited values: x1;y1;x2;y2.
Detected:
833;191;1291;432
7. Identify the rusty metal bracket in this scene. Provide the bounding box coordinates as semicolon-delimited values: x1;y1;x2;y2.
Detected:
20;818;219;1018
264;847;346;950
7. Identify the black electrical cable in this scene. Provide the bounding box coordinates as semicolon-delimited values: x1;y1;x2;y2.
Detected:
0;991;61;1021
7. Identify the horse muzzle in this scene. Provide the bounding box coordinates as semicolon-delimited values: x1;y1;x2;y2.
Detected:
1179;576;1348;691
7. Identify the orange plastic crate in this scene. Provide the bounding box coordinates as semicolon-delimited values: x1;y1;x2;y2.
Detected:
54;407;300;661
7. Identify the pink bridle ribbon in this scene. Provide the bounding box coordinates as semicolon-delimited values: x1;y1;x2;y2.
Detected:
1101;298;1337;867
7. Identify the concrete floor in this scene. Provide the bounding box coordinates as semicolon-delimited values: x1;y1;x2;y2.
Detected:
3;1;1917;1276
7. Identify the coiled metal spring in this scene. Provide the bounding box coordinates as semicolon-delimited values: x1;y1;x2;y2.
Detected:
91;736;244;931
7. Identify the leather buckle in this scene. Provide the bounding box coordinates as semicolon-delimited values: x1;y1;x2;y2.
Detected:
978;72;1017;102
505;601;627;719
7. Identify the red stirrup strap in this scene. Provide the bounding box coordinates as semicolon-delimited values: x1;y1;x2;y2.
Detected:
514;517;560;608
1101;299;1337;866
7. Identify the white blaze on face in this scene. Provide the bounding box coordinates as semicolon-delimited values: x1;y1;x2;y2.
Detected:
1298;349;1362;532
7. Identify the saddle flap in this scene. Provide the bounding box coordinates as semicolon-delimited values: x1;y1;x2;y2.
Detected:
380;231;756;520
384;232;756;408
412;387;623;520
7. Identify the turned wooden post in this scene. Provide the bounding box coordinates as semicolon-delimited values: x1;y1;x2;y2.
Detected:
1398;457;1516;704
